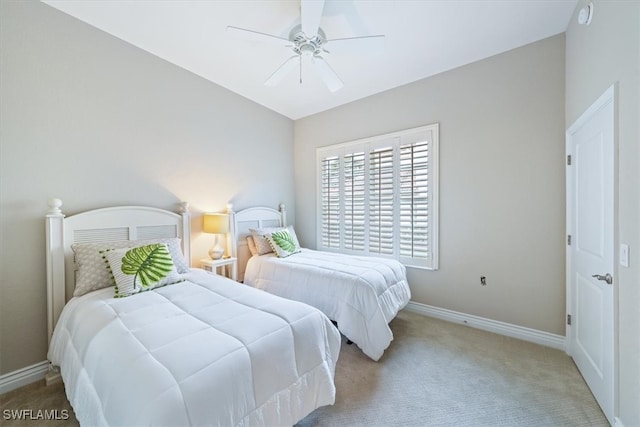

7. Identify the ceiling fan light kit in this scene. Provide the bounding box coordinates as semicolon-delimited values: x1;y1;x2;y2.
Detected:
227;0;384;92
290;25;326;56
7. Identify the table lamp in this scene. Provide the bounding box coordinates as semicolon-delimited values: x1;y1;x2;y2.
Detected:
203;213;229;259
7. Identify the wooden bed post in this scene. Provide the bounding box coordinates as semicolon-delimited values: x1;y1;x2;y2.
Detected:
178;202;191;266
45;198;65;385
46;198;65;346
279;203;287;226
227;203;236;259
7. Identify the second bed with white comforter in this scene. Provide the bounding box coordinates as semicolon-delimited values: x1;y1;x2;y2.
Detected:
244;249;411;361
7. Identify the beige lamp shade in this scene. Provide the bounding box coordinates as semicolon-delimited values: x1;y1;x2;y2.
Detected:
203;213;229;234
203;213;229;260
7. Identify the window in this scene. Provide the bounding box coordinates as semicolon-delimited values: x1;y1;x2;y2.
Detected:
317;124;439;269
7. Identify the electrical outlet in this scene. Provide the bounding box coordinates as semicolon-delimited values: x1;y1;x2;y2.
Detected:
620;244;630;267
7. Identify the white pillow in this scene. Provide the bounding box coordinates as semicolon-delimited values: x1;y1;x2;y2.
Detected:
250;226;300;255
104;243;182;298
72;237;188;297
264;228;302;258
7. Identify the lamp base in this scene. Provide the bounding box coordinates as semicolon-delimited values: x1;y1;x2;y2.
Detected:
208;245;224;260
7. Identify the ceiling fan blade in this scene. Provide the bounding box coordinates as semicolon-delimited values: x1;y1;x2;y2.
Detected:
301;0;324;38
265;56;300;87
325;35;385;55
312;56;343;92
226;26;290;47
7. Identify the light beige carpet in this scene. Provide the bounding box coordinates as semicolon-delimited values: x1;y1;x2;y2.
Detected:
0;380;77;427
298;310;607;427
0;310;607;426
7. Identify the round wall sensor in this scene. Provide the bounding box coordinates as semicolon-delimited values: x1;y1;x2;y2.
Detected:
578;2;593;25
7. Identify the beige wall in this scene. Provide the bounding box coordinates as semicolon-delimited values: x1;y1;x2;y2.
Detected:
4;2;637;421
294;35;566;335
0;1;294;375
565;1;640;425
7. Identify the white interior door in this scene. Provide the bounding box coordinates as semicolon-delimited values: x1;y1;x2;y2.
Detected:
566;86;616;425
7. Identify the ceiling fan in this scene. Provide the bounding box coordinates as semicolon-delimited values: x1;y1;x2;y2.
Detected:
227;0;385;92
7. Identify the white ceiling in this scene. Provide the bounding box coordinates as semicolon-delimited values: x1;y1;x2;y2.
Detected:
42;0;577;120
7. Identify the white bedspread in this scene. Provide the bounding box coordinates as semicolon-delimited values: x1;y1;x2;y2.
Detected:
48;269;341;426
244;249;411;361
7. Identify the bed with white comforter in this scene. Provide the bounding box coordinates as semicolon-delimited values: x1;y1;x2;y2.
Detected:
243;249;411;361
48;269;341;426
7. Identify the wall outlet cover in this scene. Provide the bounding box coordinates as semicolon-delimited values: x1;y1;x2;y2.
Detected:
620;243;629;267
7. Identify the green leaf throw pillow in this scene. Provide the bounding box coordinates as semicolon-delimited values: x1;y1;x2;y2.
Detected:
264;229;301;258
104;243;181;298
72;237;189;297
250;225;301;255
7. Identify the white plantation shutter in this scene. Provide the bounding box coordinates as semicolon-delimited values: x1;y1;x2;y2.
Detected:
317;124;439;269
369;147;395;255
399;140;430;260
344;152;365;251
320;156;340;249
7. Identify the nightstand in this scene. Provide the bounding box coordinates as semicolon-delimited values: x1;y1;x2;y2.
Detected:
200;257;238;281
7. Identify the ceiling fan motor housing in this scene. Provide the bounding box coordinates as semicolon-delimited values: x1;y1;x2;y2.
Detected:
290;24;326;57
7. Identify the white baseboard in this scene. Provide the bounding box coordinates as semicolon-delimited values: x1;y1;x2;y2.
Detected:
0;361;49;395
613;417;624;427
404;301;565;351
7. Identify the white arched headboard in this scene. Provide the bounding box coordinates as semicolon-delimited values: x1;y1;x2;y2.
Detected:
230;204;286;282
45;198;191;346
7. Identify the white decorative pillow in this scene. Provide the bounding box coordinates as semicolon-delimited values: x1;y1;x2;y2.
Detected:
72;237;188;297
246;236;258;257
250;226;300;255
104;243;181;298
264;228;302;258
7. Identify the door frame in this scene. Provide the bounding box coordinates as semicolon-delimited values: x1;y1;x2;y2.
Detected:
565;83;618;422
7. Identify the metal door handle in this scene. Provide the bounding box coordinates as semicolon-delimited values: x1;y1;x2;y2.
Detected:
592;273;613;285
